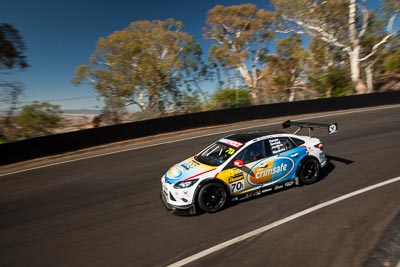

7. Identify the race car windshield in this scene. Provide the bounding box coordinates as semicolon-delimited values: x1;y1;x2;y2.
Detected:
195;142;236;166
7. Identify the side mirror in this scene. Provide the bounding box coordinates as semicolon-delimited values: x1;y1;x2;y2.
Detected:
233;159;245;168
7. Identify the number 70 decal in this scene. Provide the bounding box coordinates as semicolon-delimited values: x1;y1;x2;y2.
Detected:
230;179;245;193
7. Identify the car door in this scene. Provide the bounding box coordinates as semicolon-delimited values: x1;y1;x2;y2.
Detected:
217;140;267;196
265;137;306;184
244;140;279;187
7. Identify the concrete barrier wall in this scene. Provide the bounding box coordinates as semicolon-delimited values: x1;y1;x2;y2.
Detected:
1;91;399;165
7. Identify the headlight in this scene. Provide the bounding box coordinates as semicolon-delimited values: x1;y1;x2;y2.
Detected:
174;179;198;189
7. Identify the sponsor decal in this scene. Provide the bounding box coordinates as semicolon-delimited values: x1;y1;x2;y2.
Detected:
261;188;272;193
285;181;294;187
228;173;244;183
166;167;183;180
165;157;216;184
222;139;243;148
328;124;337;134
245;190;261;198
248;157;294;185
181;160;200;170
274;185;284;190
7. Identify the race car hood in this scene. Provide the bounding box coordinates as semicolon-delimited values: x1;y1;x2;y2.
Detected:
164;157;216;185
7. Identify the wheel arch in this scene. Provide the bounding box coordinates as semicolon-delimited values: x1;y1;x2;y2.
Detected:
296;155;321;185
193;178;230;211
296;155;320;177
195;178;230;198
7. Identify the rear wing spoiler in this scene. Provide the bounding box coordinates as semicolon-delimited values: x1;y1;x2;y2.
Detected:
282;120;338;136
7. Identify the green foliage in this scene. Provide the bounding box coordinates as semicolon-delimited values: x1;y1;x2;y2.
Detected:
99;96;126;124
211;88;251;109
0;24;28;134
0;23;29;71
384;50;400;72
13;101;62;139
268;35;306;85
310;67;352;97
179;92;203;113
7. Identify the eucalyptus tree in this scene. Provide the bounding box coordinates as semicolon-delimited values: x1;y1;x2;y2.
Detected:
204;4;274;104
272;0;400;94
0;23;29;139
72;19;206;115
13;102;62;139
0;23;28;72
266;35;307;101
307;37;352;97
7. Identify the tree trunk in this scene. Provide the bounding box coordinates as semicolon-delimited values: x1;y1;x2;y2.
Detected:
348;46;368;94
348;0;368;95
288;69;296;102
237;64;259;104
365;63;374;93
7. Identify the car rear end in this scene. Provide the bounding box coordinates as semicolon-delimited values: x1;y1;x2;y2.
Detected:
297;135;327;167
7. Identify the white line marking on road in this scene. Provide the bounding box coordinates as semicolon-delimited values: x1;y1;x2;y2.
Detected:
167;176;400;267
1;104;399;177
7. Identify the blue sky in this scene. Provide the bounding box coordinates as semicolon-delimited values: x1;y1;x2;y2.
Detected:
0;0;389;111
0;0;270;111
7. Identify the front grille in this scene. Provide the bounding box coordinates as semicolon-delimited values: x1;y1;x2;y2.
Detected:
169;192;176;201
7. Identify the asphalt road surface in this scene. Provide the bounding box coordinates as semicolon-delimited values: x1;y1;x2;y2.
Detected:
1;105;399;267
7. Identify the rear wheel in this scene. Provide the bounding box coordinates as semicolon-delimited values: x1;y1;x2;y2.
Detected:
299;158;320;185
197;182;227;213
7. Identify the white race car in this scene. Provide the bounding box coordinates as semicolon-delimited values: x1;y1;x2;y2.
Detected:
160;120;337;215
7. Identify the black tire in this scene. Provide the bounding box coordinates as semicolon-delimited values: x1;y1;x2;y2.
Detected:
299;158;321;185
197;182;227;213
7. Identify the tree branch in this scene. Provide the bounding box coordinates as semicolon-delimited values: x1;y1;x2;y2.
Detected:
281;15;347;49
360;11;399;62
360;32;396;61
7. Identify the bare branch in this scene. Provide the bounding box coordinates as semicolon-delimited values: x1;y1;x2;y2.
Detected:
387;11;399;32
281;15;347;48
276;29;305;35
360;32;396;61
360;11;399;62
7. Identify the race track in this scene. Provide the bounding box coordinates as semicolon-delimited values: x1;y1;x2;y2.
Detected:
1;105;399;267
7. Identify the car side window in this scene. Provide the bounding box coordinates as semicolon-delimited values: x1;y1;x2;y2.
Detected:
267;137;296;155
290;137;305;146
235;141;266;164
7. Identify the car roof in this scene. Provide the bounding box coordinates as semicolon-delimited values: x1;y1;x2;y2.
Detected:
224;131;283;144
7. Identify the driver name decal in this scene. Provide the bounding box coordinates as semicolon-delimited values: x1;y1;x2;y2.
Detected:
248;157;294;185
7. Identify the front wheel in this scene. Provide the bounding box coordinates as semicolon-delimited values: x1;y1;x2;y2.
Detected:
299;158;321;185
197;182;227;213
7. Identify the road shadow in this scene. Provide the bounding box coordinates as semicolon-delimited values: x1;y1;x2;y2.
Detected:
319;161;336;182
326;154;354;165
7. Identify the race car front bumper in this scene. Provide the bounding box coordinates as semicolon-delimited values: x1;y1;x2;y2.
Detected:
160;188;197;215
160;176;198;215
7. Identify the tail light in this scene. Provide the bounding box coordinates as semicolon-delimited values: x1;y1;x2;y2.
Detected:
314;143;324;151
